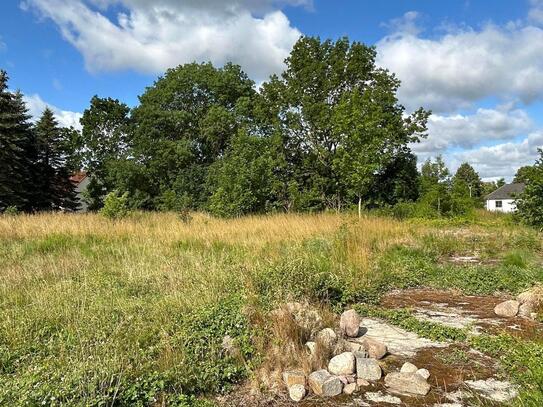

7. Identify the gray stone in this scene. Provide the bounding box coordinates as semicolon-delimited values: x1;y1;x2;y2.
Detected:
416;368;431;380
343;382;357;395
340;309;361;337
308;370;343;397
288;384;306;402
316;328;337;350
494;300;520;317
518;302;535;318
344;340;363;352
283;370;305;387
355;355;382;381
357;378;370;387
385;372;431;396
400;362;418;374
328;352;355;375
361;337;387;360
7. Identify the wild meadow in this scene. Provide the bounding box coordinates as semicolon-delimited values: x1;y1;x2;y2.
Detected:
0;211;542;406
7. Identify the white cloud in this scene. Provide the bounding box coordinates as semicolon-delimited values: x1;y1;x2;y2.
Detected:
22;0;305;82
382;11;423;36
24;94;83;130
377;22;543;113
413;104;533;154
529;0;543;24
452;132;543;180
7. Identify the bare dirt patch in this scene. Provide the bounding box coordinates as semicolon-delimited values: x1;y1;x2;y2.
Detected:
382;288;543;340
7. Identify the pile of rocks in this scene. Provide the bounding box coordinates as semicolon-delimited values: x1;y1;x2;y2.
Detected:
282;309;432;402
494;287;543;320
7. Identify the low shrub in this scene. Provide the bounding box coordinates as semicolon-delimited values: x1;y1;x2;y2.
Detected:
100;191;130;219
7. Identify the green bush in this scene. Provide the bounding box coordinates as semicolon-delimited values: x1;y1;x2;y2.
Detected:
2;206;19;216
100;191;129;219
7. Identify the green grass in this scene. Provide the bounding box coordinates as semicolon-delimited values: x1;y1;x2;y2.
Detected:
0;211;541;405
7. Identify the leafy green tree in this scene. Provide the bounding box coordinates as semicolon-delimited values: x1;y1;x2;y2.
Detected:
419;156;452;216
259;37;429;212
517;149;543;228
365;151;420;206
453;162;482;198
32;108;78;211
0;70;34;211
496;178;506;188
80;96;131;209
130;62;256;209
514;165;536;184
207;132;280;217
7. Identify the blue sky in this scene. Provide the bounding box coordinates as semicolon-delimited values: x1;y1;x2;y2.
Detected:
1;0;543;180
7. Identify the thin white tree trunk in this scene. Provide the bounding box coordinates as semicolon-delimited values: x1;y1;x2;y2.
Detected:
358;196;362;219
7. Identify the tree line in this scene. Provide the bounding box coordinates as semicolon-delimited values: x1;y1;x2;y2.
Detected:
1;36;542;225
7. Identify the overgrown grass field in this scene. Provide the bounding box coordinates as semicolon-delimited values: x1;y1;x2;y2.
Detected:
0;211;542;406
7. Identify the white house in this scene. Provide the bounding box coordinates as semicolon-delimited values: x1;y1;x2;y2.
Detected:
485;183;525;213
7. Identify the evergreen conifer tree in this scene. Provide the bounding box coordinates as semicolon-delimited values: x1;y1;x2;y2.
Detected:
0;70;33;211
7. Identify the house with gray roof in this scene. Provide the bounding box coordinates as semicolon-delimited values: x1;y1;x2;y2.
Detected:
485;183;525;213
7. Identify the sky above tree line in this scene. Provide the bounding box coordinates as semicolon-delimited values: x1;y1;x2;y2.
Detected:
1;0;543;181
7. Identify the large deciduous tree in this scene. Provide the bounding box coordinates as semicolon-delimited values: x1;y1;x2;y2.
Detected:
129;62;256;209
453;162;483;198
80;96;131;209
258;37;429;213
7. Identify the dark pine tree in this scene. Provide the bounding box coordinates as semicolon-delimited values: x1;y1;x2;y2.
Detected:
0;70;34;211
33;107;78;211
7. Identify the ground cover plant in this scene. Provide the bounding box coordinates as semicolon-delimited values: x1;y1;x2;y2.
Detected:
0;210;542;405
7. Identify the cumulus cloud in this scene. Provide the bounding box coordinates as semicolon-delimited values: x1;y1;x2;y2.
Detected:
377;20;543;112
22;0;305;82
453;131;543;180
413;104;533;154
24;94;83;130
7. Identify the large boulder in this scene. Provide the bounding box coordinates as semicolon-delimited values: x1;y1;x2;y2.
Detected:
308;370;343;397
494;300;520;317
355;354;382;381
328;352;355;375
288;384;306;402
283;370;305;387
340;309;361;337
385;372;431;396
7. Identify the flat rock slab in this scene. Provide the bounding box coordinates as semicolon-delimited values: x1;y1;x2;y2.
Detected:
365;391;402;404
465;378;518;402
360;318;448;357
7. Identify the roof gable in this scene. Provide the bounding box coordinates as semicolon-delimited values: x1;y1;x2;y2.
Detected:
485;183;525;200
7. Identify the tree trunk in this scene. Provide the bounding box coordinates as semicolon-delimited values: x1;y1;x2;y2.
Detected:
358;196;362;219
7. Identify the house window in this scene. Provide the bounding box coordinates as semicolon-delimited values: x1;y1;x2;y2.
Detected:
495;200;503;208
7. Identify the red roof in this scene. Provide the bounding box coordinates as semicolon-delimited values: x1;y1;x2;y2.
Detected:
70;171;87;185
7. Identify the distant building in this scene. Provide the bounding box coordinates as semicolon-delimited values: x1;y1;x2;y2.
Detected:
485;183;525;213
70;172;90;212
